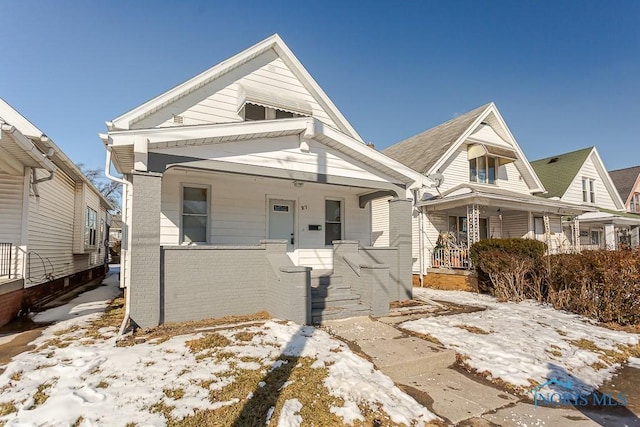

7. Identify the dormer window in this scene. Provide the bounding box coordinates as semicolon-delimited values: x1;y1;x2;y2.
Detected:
470;156;497;184
242;103;303;121
582;178;595;204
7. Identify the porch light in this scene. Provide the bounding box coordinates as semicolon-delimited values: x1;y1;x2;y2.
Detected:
293;180;304;188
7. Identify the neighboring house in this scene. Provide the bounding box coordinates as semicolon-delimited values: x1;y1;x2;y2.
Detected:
379;103;589;283
609;166;640;214
531;147;640;250
0;98;112;327
101;35;423;329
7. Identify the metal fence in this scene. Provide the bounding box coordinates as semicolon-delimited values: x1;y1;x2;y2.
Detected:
0;243;12;277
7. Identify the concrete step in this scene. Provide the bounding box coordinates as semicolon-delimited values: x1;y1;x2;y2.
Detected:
311;303;371;324
311;292;360;309
310;276;345;288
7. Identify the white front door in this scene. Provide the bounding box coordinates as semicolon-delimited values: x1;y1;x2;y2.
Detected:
268;199;295;252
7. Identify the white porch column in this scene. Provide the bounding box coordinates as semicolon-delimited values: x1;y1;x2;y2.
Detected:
573;217;581;253
604;223;616;250
467;204;480;247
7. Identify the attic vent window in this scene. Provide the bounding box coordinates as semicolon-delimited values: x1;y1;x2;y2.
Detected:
548;157;559;164
173;115;184;125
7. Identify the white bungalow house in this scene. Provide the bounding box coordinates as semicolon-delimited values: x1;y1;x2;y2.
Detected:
101;35;423;329
531;147;640;250
377;103;590;284
0;98;112;327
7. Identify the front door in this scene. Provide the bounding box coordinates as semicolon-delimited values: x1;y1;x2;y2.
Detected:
268;199;295;252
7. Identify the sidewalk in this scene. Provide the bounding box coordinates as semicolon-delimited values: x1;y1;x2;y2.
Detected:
323;316;640;426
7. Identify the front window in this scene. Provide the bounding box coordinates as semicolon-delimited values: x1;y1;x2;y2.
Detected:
325;200;342;245
631;193;640;213
182;186;208;243
243;103;303;121
85;207;97;248
582;178;596;204
469;156;497;184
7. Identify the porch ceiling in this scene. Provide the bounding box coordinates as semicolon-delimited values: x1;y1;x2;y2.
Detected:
155;154;405;197
417;184;591;215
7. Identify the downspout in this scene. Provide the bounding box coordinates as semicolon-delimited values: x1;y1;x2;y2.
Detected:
413;189;424;287
105;147;131;339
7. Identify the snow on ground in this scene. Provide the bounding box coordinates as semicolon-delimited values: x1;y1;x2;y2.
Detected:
0;276;438;426
404;288;640;396
630;357;640;370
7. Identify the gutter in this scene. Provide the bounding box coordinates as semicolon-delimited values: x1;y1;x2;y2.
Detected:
105;147;132;339
1;123;56;172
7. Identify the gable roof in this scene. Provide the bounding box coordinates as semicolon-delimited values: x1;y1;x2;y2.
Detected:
1;98;113;210
383;103;490;174
109;34;363;142
382;102;545;193
609;165;640;203
530;147;593;198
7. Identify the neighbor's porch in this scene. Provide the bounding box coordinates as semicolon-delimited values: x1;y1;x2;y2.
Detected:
415;189;589;273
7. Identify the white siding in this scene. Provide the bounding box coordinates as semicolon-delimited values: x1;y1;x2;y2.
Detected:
488;215;502;238
371;197;390;247
501;213;530;239
0;171;26;277
154;136;394;184
438;146;533;195
422;212;447;269
27;169;77;286
135;51;340;132
562;154;620;210
160;169;371;270
26;170;105;287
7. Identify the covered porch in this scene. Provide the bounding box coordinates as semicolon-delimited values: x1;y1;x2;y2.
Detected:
415;185;590;273
570;210;640;250
109;118;417;328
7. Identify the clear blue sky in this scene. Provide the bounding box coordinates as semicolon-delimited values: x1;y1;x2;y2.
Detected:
1;1;639;171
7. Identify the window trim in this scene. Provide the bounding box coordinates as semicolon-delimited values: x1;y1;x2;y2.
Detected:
469;155;498;185
180;184;210;244
324;198;344;247
85;207;98;249
581;177;596;204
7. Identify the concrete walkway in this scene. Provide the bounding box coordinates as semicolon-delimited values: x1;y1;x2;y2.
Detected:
323;316;640;426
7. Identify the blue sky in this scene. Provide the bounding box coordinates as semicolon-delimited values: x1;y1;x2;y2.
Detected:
1;1;638;171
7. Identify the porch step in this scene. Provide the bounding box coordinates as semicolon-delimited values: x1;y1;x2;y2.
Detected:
311;303;371;324
310;274;346;289
311;291;360;309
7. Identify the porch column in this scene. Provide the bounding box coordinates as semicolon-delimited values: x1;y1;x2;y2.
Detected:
572;217;581;253
604;223;616;250
129;171;163;328
467;204;480;247
388;198;412;300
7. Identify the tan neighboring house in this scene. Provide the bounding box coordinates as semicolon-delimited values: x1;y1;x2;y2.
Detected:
531;147;640;250
376;103;589;284
0;98;112;326
607;165;640;246
101;35;423;329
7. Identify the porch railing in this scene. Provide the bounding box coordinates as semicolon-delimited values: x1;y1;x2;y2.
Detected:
431;247;472;270
0;243;12;278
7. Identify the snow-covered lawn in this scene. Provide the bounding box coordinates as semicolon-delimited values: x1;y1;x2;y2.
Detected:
404;288;640;396
0;284;438;426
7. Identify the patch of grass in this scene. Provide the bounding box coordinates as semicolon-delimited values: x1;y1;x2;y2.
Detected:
567;339;640;367
53;325;81;336
10;371;22;381
85;297;125;339
454;324;491;335
547;344;563;358
149;401;175;421
186;333;230;353
164;388;185;400
234;331;255;342
96;381;109;389
36;338;72;351
556;329;568;336
33;382;53;406
0;401;17;416
71;416;84;427
118;312;271;346
591;361;608;371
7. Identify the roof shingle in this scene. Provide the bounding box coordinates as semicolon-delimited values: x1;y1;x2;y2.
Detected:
530;147;594;198
382;103;491;173
609;166;640;202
